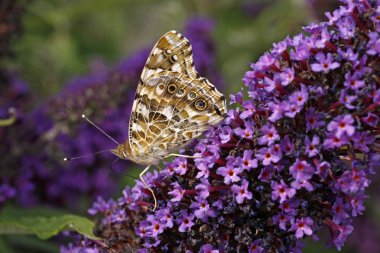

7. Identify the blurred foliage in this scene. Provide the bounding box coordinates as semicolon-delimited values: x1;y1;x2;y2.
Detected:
7;0;314;97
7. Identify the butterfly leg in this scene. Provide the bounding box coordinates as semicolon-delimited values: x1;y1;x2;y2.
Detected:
139;165;157;211
164;153;203;159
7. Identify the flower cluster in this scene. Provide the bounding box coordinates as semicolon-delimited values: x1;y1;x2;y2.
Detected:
63;1;380;252
0;51;144;207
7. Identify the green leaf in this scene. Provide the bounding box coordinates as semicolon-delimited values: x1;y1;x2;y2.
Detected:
0;206;99;240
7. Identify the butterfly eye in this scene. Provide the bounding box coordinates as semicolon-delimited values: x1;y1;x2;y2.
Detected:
194;99;207;111
167;83;177;93
189;92;197;99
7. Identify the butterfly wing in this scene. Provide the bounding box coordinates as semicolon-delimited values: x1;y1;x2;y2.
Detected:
127;31;226;164
142;72;226;153
128;31;196;147
138;30;198;87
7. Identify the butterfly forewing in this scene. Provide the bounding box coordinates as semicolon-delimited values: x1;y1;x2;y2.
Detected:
140;30;198;83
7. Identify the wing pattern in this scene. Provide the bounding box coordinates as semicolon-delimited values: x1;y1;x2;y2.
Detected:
125;31;226;164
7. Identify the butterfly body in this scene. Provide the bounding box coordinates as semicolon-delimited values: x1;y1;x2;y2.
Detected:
112;30;227;167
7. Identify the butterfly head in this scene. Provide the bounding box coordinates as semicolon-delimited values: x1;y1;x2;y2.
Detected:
111;143;162;166
111;143;132;160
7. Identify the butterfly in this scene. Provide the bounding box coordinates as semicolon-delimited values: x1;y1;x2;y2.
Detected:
111;30;227;210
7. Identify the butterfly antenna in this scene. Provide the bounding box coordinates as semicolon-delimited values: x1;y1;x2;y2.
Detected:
81;114;120;145
64;149;112;161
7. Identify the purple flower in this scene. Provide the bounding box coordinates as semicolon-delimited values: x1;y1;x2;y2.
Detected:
280;200;299;213
278;67;294;86
304;135;320;158
339;89;357;110
231;179;253;204
200;244;219;253
110;209;126;223
156;208;174;229
88;197;116;215
332;198;350;224
240;150;258;171
311;52;340;73
173;157;188;175
216;157;242;184
325;220;353;251
229;90;243;105
283;101;303;118
271;180;296;203
258;166;274;182
289;85;308;107
195;161;210;179
337;47;358;61
177;210;195;232
240;100;256;119
268;101;284;122
305;108;325;132
290;38;311;60
136;221;149;238
190;198;216;220
337;168;370;194
280;136;294;154
367;31;380;55
350;195;367;217
258;123;280;146
323;132;349;149
327;114;355;138
195;178;210;199
291;179;314;192
362;112;379;127
234;119;254;139
336;15;356;39
351;131;375;153
263;76;280;92
344;71;365;90
168;182;185;202
146;215;164;237
218;126;232;144
256;145;282;166
273;212;294;230
248;239;265;253
289;159;314;181
314;160;330;179
142;237;160;248
290;217;314;239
